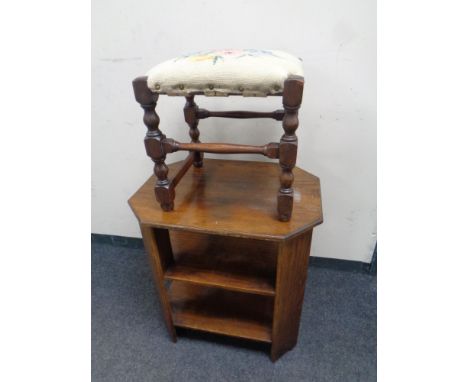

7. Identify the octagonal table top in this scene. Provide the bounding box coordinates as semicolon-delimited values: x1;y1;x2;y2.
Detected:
129;159;323;241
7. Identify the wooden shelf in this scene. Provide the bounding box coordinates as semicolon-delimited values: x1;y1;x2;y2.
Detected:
130;160;323;360
165;231;277;296
169;281;273;343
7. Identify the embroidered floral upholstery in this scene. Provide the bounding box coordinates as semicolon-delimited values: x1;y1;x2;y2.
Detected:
146;49;304;97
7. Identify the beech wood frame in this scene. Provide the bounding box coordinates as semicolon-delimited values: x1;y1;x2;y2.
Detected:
132;75;304;221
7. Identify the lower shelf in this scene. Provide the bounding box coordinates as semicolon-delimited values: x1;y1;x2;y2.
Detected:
169;281;274;343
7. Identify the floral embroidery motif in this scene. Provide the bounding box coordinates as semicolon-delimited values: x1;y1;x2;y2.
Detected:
174;49;280;65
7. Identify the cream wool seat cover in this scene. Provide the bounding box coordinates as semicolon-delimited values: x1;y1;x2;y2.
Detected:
146;49;303;97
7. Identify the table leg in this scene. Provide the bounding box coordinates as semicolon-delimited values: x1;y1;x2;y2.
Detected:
271;229;313;361
140;225;177;342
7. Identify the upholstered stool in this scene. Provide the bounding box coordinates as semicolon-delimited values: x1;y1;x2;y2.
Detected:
132;49;304;221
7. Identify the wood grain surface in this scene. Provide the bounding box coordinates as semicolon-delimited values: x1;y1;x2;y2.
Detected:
129;159;322;241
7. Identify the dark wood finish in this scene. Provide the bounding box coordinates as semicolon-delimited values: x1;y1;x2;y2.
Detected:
133;75;305;221
278;75;304;222
197;109;284;121
271;229;313;361
184;96;203;167
166;231;277;296
162;139;279;159
140;225;177;342
169;281;274;343
129;160;323;361
129;159;323;242
133;76;175;211
170;153;194;189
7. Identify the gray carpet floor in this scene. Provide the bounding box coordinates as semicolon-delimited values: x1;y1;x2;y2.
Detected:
92;242;376;382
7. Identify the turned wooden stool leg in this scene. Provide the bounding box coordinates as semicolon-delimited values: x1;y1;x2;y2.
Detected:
184;95;203;167
277;76;304;222
133;76;175;210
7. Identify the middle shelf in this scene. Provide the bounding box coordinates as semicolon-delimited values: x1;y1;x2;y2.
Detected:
164;230;278;296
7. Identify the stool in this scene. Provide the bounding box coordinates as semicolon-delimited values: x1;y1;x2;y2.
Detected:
132;49;304;221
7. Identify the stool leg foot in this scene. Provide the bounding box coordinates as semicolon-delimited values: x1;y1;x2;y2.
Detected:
184;95;204;168
154;159;175;211
193;159;203;168
278;76;304;222
278;177;294;221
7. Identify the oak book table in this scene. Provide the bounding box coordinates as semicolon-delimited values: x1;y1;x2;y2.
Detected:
129;159;323;361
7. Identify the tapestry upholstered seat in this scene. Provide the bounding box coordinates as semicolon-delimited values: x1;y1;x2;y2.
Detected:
132;49;305;221
146;49;304;97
